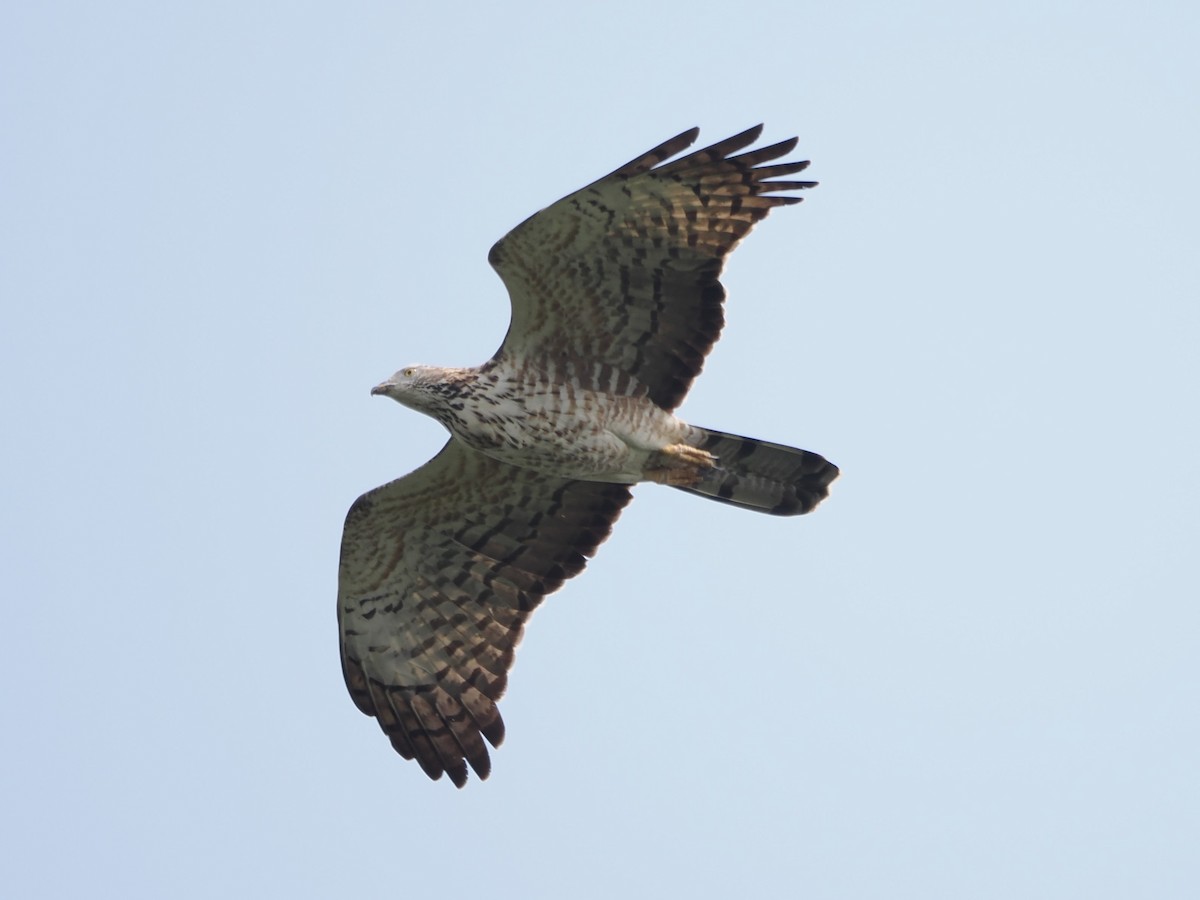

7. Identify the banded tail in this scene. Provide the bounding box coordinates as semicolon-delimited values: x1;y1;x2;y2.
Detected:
675;426;838;516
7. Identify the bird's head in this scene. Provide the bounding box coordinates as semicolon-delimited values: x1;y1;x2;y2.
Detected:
371;364;469;417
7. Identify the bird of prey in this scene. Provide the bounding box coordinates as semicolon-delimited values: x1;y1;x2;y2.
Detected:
338;125;838;786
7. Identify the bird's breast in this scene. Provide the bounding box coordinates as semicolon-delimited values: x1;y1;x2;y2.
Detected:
443;371;683;481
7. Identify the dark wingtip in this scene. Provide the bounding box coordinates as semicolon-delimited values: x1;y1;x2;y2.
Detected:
481;715;505;748
446;761;469;789
736;123;766;143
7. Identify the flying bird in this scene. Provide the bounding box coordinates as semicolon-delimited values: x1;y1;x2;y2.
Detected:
338;125;838;786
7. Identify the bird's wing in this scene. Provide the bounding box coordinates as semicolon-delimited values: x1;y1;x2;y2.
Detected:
337;439;632;786
488;125;815;410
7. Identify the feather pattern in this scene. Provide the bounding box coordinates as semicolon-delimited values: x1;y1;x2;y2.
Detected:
339;441;630;786
489;124;815;410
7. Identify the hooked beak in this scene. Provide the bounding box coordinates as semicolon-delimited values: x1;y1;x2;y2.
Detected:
370;381;392;397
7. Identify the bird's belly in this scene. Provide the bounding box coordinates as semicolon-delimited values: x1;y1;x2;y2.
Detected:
452;390;685;483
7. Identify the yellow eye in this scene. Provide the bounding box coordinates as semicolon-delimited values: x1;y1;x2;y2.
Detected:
402;367;415;378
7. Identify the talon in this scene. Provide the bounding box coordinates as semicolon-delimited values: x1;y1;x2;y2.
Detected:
662;443;717;468
644;443;716;486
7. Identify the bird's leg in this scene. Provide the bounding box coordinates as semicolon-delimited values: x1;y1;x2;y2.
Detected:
644;443;717;486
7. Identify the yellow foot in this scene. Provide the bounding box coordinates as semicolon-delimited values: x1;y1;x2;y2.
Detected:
645;444;717;486
662;443;717;468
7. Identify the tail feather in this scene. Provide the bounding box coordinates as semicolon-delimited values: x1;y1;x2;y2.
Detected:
673;426;838;516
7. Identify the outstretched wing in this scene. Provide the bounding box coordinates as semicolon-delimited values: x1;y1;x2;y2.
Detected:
488;125;815;411
338;440;631;787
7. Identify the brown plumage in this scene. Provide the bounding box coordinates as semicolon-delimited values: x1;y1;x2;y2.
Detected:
339;126;838;786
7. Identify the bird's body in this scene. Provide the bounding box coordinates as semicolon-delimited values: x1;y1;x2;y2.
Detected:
373;359;695;484
339;125;839;786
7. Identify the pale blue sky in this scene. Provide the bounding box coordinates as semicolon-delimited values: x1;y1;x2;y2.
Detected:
3;2;1198;897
